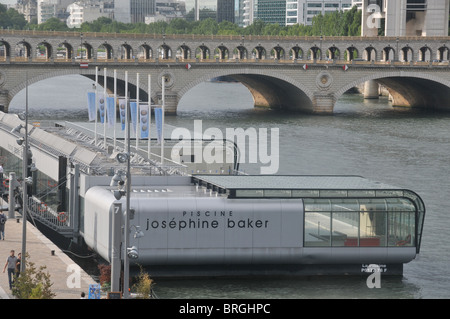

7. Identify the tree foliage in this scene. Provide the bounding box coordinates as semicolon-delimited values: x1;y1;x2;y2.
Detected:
0;4;27;30
0;4;362;37
11;253;55;299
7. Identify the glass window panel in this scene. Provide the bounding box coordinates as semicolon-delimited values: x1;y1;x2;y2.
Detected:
304;212;331;247
360;210;386;247
332;212;359;247
388;212;415;247
386;198;416;212
331;199;359;212
304;199;331;212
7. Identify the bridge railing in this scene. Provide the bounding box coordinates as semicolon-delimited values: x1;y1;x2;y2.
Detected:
0;29;449;42
2;55;449;67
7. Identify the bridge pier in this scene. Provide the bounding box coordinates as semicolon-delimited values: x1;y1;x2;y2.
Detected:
364;80;380;99
157;90;178;115
312;93;335;114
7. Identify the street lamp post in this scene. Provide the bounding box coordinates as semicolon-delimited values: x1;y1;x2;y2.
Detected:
21;74;29;273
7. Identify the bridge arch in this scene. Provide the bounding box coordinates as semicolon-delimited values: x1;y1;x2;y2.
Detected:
177;44;191;60
158;44;172;59
418;46;432;62
177;70;314;113
308;45;321;60
271;45;285;60
289;46;303;60
215;45;229;60
196;45;210;60
0;40;11;59
15;41;32;59
234;46;248;60
400;46;414;62
335;72;450;111
382;46;395;61
138;44;152;60
119;43;133;60
98;43;113;60
252;46;266;60
80;41;93;59
437;46;449;61
363;46;377;61
345;46;358;61
56;42;73;60
35;41;52;59
327;46;340;60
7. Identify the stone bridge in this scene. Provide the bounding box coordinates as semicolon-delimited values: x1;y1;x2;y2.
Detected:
0;30;449;114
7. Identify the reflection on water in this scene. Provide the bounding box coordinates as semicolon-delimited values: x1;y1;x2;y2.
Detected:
153;276;420;299
8;76;450;298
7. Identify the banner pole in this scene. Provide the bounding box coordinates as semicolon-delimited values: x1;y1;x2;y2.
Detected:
114;69;117;149
136;73;139;151
161;75;165;165
125;71;128;153
148;74;151;161
95;66;98;145
104;67;107;147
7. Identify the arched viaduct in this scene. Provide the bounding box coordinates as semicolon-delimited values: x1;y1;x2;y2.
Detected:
0;30;448;114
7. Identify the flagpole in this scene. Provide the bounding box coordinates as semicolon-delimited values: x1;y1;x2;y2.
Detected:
125;71;128;153
136;73;139;151
104;67;107;147
95;66;98;145
148;74;151;161
114;69;117;149
161;75;165;165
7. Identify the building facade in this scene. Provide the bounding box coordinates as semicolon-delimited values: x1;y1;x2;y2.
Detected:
16;0;38;23
217;0;235;23
254;0;286;25
114;0;156;23
286;0;352;26
66;1;113;28
361;0;450;37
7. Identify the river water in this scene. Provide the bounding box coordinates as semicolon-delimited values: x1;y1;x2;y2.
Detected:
9;74;450;299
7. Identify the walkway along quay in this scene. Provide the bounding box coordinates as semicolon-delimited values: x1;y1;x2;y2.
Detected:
0;200;96;299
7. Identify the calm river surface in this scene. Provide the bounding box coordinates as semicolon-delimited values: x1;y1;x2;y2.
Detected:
10;74;450;299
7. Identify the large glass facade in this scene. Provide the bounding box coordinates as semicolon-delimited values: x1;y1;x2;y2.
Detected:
0;147;61;211
304;198;416;248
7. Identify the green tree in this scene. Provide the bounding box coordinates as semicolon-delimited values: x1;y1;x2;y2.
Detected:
37;17;69;31
131;266;153;299
0;4;27;30
12;254;55;299
217;20;240;35
192;18;218;35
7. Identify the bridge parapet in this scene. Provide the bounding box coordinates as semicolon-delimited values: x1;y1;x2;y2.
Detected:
0;30;448;63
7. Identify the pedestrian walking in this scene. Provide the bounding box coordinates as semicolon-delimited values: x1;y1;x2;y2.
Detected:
0;211;6;240
3;250;17;289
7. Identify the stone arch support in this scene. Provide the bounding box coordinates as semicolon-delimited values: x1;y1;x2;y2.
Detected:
334;71;450;111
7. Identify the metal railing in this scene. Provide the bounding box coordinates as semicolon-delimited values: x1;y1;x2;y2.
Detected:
27;195;73;236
